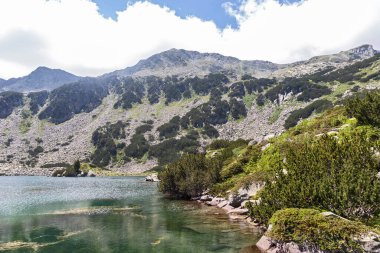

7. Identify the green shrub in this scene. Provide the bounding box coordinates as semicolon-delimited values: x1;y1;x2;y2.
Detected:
149;136;199;166
256;93;265;106
91;121;128;166
124;134;150;159
0;91;24;119
249;131;380;224
27;90;48;115
157;116;180;139
202;125;219;138
220;161;243;180
265;77;331;103
158;154;222;198
39;79;108;124
346;90;380;127
135;124;153;134
284;99;333;129
229;98;247;120
267;208;371;252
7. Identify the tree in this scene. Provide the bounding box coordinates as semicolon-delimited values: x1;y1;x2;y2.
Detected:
256;93;265;106
74;160;81;173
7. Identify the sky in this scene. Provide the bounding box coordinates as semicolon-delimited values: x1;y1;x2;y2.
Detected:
0;0;380;79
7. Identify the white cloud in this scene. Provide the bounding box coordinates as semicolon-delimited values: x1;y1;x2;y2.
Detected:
0;0;379;79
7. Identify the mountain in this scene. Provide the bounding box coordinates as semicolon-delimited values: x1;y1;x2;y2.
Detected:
1;67;80;92
272;44;379;78
105;45;378;80
0;44;379;176
0;78;5;88
105;48;282;78
309;44;378;63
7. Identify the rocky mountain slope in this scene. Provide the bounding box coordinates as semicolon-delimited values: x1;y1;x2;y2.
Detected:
104;48;282;78
0;67;81;92
0;44;379;176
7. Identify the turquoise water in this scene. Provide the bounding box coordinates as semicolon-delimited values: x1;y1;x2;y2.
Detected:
0;177;262;253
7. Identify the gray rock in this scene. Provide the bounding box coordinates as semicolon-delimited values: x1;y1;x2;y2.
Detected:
217;200;228;208
228;193;249;208
145;174;159;182
200;195;212;201
222;205;235;213
88;170;96;177
207;197;225;206
228;182;264;207
227;208;249;215
256;236;274;252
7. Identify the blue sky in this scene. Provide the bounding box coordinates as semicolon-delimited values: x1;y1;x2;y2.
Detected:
93;0;301;29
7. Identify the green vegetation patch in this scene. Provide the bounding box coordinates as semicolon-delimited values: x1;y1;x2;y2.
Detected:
284;99;333;129
268;208;373;252
346;90;380;127
39;79;108;124
249;130;380;224
0;91;24;119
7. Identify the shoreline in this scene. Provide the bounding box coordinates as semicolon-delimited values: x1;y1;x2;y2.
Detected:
195;194;266;231
0;168;152;177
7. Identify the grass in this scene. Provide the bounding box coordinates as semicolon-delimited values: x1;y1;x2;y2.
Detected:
268;107;282;124
243;93;257;109
138;152;149;164
19;109;32;134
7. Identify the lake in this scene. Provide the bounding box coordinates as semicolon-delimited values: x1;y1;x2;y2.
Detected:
0;176;262;253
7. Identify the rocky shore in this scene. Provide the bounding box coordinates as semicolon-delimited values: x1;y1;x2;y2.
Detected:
256;226;380;253
196;184;380;253
195;182;265;228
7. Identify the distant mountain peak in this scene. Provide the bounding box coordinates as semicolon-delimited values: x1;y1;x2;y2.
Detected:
345;44;378;58
104;48;278;78
306;44;378;65
1;66;80;92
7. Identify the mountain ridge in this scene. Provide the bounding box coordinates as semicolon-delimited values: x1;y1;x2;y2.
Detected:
0;44;377;93
0;44;380;176
103;48;282;79
105;44;379;79
1;67;81;92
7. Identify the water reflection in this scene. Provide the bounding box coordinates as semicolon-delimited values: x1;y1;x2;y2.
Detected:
0;177;262;253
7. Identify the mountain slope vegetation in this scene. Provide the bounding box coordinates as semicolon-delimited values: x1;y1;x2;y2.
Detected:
0;45;379;176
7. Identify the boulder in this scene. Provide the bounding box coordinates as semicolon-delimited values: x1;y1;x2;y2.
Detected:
228;182;264;207
358;232;380;252
256;236;274;252
207;197;225;206
88;170;96;177
228;193;249;208
227;208;249;215
217;200;228;208
200;195;212;201
222;205;235;213
145;174;160;182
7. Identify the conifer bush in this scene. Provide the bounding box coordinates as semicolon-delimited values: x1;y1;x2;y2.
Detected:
249;131;380;224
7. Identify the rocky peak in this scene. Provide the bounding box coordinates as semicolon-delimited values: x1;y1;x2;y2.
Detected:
1;67;80;92
345;44;378;58
104;48;279;78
